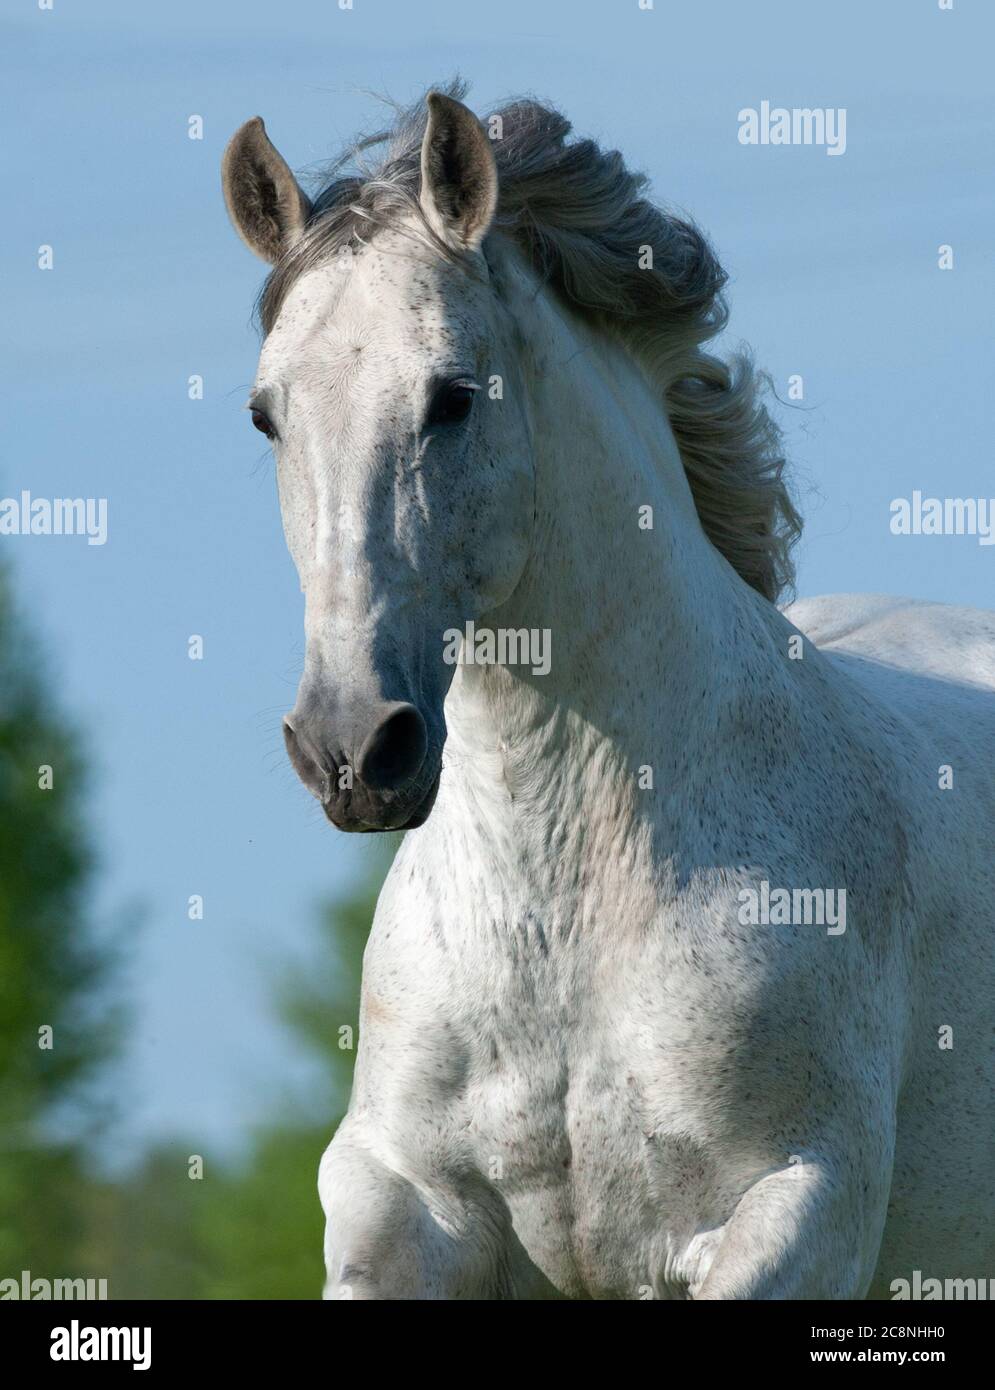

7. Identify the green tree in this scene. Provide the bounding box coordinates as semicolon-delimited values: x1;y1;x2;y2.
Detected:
89;842;395;1300
0;549;394;1298
0;564;121;1276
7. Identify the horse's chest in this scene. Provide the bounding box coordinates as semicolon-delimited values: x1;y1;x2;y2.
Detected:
464;1031;710;1298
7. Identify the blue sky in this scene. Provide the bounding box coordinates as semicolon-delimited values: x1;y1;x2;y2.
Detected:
3;0;992;1160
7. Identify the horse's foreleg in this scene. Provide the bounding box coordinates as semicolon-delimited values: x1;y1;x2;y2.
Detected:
319;1126;557;1300
692;1154;890;1300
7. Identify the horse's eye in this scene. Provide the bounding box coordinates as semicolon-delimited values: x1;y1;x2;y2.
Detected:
427;382;476;427
251;408;275;439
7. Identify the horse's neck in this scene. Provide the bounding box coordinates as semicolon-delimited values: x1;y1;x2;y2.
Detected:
440;278;795;897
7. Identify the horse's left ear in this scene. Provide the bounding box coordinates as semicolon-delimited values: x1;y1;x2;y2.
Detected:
419;93;498;251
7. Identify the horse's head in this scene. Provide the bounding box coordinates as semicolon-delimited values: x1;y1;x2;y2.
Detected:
223;95;534;831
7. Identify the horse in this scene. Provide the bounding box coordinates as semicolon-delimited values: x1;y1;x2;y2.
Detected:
222;85;995;1299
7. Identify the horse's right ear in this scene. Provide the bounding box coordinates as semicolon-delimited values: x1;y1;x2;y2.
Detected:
222;117;311;264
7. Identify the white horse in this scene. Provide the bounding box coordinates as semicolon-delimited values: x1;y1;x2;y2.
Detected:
222;87;995;1299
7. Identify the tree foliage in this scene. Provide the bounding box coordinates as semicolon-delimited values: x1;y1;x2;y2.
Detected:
0;565;121;1274
0;558;394;1297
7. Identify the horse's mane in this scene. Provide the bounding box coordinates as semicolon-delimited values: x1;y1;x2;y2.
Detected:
258;81;801;602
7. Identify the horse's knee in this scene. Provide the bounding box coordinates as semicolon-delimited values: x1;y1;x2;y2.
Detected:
693;1155;888;1300
318;1129;558;1299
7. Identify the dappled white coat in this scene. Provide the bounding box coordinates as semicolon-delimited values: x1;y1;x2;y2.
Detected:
227;96;994;1298
310;242;994;1298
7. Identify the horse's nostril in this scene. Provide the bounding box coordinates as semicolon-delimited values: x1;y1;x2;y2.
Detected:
283;717;328;800
357;703;427;793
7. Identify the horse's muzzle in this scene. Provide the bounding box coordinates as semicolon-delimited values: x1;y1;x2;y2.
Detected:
283;700;442;832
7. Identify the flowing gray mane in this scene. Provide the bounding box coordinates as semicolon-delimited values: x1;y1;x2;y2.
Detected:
259;82;801;602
